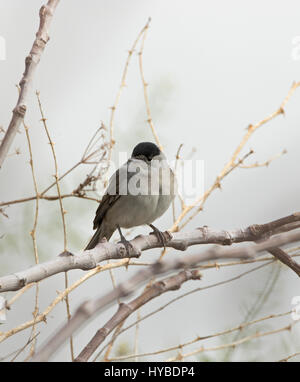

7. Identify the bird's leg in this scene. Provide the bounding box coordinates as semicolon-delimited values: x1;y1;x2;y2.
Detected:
117;225;133;256
148;223;168;249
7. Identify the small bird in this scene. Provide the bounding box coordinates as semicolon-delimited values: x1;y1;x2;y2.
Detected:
85;142;176;251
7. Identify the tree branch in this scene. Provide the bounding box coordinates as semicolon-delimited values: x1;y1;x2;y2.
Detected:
267;247;300;276
1;212;300;292
74;269;201;362
0;0;60;168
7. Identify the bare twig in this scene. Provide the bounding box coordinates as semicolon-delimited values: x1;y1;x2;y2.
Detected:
239;149;287;169
0;0;60;167
36;91;74;360
0;126;107;208
134;309;141;362
223;262;281;361
0;332;40;362
23;121;40;357
6;284;35;310
170;81;300;232
138;18;163;151
0;193;100;208
279;350;300;362
107;18;152;164
172;143;185;223
108;310;292;361
165;320;299;361
36;91;67;250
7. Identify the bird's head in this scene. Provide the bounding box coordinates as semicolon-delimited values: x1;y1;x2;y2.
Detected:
131;142;164;162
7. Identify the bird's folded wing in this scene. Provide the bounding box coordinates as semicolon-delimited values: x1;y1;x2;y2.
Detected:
93;193;120;229
92;162;130;229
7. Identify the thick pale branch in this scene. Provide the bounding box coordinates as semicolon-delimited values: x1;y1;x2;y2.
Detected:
1;212;300;292
0;0;60;168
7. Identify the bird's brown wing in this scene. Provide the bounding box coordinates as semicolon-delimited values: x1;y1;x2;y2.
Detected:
92;167;123;229
92;193;120;229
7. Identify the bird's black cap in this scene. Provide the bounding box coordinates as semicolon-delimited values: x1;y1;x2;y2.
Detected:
131;142;160;161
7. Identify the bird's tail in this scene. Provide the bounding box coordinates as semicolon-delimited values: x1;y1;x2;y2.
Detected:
84;225;115;250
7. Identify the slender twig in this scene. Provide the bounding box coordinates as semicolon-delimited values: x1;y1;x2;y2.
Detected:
108;310;292;361
226;81;300;170
6;284;34;309
36;91;74;360
239;149;287;169
172;143;185;223
176;150;255;232
165;320;299;362
223;262;281;361
0;126;107;208
23;121;40;357
63;271;74;360
0;193;100;208
36;91;67;250
134;310;141;362
138;19;163;151
107;18;152;164
170;81;300;232
0;333;39;362
279;350;300;362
